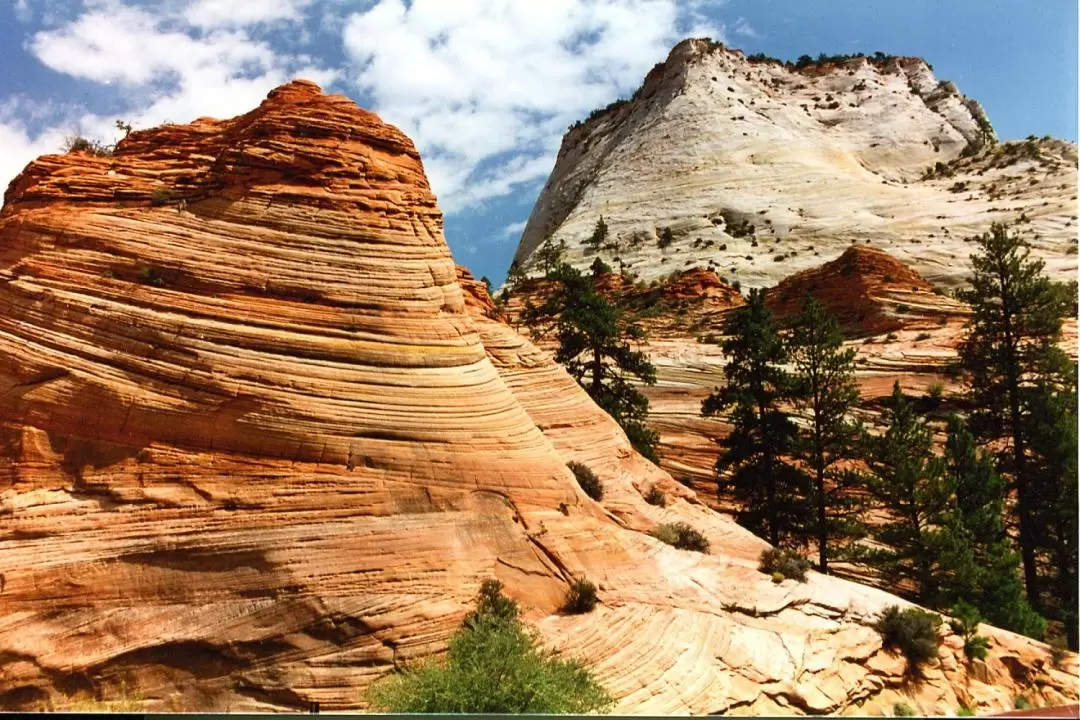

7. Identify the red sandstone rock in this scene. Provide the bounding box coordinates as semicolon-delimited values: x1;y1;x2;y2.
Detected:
765;245;969;335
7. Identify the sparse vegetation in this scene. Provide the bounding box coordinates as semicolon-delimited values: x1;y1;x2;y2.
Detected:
643;486;666;507
949;601;990;661
893;702;916;717
568;461;603;501
63;135;113;156
150;187;173;206
873;605;942;674
563;579;599;614
758;548;811;582
650;522;710;553
367;580;614;714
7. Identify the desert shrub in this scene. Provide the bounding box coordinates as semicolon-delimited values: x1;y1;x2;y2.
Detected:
137;266;166;287
63;135;112;156
657;227;674;249
589;257;612;275
643;486;666;507
150;187;172;206
676;475;696;488
925;381;945;409
563;579;599;614
771;571;785;584
949;601;990;661
1049;637;1068;669
1014;696;1031;710
915;332;932;342
893;702;916;717
957;705;975;716
874;605;942;673
368;580;613;714
758;548;811;582
885;332;898;341
567;461;603;501
650;522;710;553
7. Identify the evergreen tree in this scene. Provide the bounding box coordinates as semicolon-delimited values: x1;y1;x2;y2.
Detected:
701;289;811;546
956;222;1074;609
859;383;953;604
534;238;569;275
585;216;609;251
936;415;1047;640
1025;377;1078;648
524;263;659;462
505;260;527;289
787;297;863;571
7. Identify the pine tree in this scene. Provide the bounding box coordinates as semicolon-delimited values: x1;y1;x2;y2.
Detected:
936;415;1047;640
1025;377;1078;648
859;383;953;604
524;263;659;462
956;222;1074;610
787;297;862;571
585;216;609;251
701;289;811;547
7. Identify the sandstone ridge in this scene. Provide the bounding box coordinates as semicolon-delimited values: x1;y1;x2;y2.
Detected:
0;82;1075;715
512;38;1077;289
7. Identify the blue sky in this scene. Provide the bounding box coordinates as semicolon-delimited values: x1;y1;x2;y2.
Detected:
0;1;1075;285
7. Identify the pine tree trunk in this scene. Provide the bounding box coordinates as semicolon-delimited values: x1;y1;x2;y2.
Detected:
817;465;827;572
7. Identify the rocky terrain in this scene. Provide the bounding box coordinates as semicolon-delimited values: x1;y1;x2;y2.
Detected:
512;39;1078;290
1;81;1076;715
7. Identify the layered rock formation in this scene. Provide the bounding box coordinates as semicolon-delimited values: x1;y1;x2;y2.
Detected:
765;244;969;335
0;82;1075;715
513;39;1077;289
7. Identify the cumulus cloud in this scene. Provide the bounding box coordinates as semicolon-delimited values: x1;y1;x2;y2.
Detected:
733;17;760;39
342;0;725;211
2;0;339;181
501;220;528;238
2;0;729;216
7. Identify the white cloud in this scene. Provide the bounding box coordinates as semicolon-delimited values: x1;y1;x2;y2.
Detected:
502;220;528;238
9;0;339;165
184;0;315;29
342;0;725;212
733;16;760;39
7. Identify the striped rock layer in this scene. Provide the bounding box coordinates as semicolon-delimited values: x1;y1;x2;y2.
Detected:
0;81;1075;714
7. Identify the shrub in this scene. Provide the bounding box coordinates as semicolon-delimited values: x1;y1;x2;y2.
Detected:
771;571;785;584
567;462;603;501
957;705;975;716
589;257;612;275
150;187;172;206
649;522;710;553
643;486;666;507
137;266;166;287
758;548;811;582
657;227;674;249
563;579;599;614
874;605;942;673
885;332;898;341
63;135;112;156
948;601;990;661
367;580;614;714
925;381;945;409
676;475;696;488
1049;637;1068;669
1014;697;1031;710
893;702;916;717
915;332;932;342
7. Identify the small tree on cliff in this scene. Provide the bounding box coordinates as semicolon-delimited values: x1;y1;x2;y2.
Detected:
787;296;863;572
956;222;1075;615
701;289;810;546
524;262;660;462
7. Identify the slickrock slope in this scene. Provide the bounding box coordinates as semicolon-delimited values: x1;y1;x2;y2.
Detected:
513;39;1077;289
0;82;1075;715
765;244;969;335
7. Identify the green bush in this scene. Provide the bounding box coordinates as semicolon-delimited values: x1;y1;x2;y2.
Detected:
63;135;112;156
649;522;710;553
1014;696;1031;710
874;605;942;673
567;461;603;501
367;580;613;714
957;705;975;716
643;486;666;507
771;571;785;584
1049;637;1068;668
893;702;916;717
758;548;811;582
949;601;990;661
150;187;172;206
563;579;598;614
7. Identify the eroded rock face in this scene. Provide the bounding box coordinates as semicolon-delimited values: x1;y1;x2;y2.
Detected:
0;82;1075;715
765;244;969;335
512;39;1078;289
